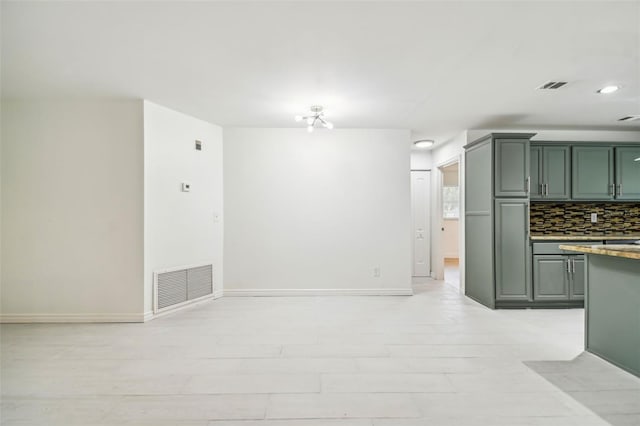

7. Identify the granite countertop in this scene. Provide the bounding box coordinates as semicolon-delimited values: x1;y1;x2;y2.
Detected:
559;244;640;260
531;235;640;241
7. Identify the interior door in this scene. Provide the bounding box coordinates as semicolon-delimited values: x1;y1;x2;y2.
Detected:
411;170;431;276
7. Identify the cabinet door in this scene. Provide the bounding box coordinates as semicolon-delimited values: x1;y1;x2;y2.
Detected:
615;146;640;200
495;138;530;198
544;145;571;199
570;256;585;300
533;255;569;301
530;146;543;199
495;199;531;301
572;146;614;200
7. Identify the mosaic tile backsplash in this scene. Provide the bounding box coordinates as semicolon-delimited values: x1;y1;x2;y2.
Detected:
530;203;640;235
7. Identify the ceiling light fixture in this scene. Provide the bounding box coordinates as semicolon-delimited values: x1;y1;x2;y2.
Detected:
414;139;434;149
294;105;333;133
634;157;640;162
598;85;620;94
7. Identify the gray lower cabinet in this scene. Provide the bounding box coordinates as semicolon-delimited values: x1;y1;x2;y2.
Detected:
533;254;585;302
495;199;531;301
533;255;569;300
571;256;585;300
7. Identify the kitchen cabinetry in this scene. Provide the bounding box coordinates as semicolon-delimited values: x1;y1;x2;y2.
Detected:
571;145;640;200
530;144;570;200
572;146;614;200
531;241;587;305
615;146;640;200
495;199;531;301
464;133;535;309
495;138;530;198
533;255;584;301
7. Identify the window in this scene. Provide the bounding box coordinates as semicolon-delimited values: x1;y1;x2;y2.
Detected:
442;185;459;219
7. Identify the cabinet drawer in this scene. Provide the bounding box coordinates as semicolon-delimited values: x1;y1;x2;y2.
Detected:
532;241;602;255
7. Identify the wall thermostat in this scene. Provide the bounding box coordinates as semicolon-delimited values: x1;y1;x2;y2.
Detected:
181;182;191;192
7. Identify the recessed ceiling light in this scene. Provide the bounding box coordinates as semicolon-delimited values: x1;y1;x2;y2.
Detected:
634;157;640;162
414;140;434;149
598;85;620;94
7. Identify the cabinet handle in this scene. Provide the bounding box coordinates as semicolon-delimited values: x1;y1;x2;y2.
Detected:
618;184;623;197
545;183;549;196
526;206;530;236
609;183;615;195
526;176;530;194
566;259;571;273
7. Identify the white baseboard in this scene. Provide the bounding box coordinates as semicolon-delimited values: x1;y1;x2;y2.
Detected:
0;313;147;323
224;288;413;297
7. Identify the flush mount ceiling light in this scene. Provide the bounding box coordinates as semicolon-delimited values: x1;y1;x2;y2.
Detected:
294;105;334;133
414;139;434;149
598;85;620;94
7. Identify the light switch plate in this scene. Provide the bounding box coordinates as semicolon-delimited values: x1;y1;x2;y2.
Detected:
591;213;597;223
181;182;191;192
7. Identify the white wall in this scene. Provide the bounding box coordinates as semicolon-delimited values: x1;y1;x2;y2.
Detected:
223;128;412;295
143;101;224;313
1;100;144;321
410;149;432;170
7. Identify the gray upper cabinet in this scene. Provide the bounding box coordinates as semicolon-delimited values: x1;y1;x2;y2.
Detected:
530;146;543;199
615;146;640;200
544;145;571;199
495;138;530;198
530;144;570;200
494;199;531;301
572;146;614;200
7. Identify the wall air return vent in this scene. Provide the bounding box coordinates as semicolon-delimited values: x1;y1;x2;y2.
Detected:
154;264;214;314
538;81;568;90
618;115;640;122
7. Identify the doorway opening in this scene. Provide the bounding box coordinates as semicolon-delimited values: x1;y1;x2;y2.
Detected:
439;161;460;289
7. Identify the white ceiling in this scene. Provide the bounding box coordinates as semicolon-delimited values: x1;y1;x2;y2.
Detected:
2;1;640;144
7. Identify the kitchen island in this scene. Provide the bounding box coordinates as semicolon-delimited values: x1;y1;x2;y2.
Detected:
560;244;640;377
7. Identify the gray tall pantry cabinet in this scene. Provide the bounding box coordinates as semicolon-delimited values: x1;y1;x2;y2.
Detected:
465;133;534;309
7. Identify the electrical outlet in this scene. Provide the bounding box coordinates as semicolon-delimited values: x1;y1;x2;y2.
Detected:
373;267;380;278
591;213;598;223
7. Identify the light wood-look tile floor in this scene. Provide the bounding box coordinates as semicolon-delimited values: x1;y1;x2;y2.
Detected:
2;280;639;425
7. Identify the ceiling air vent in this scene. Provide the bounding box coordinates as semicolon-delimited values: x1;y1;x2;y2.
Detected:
618;115;640;122
538;81;568;90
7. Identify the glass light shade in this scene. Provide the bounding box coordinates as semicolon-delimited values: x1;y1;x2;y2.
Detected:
414;140;434;148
